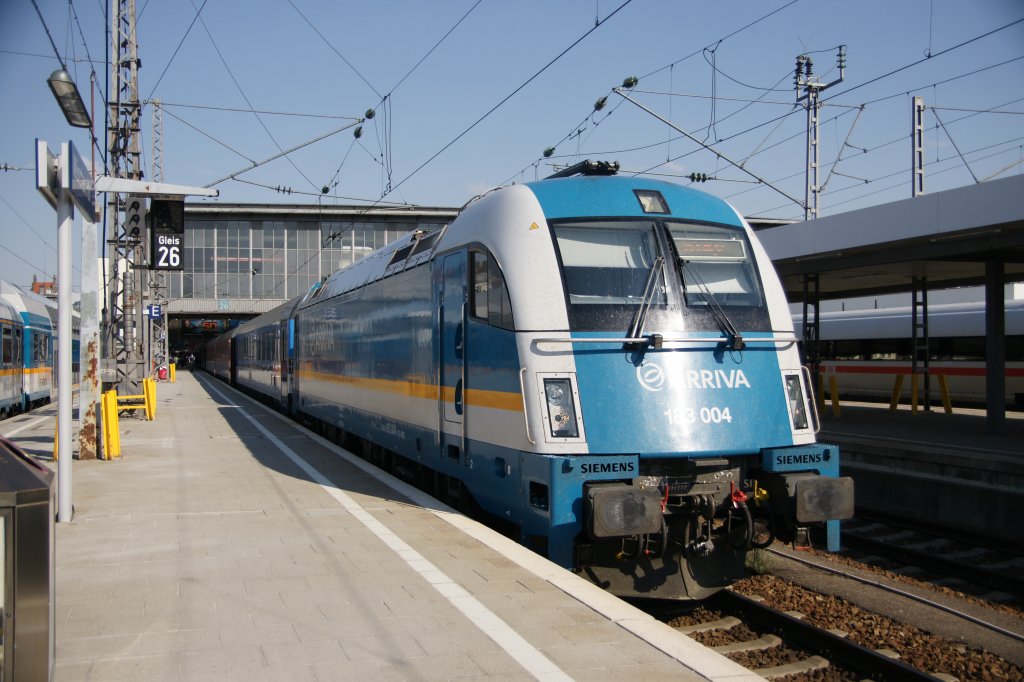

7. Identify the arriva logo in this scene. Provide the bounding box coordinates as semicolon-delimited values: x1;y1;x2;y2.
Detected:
635;362;753;392
637;362;666;392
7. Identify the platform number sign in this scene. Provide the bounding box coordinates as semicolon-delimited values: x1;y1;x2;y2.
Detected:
150;199;185;271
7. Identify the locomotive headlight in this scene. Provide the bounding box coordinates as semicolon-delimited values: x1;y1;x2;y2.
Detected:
785;375;809;430
544;378;579;438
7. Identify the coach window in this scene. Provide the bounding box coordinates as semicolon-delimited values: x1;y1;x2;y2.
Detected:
1;326;11;367
470;249;515;331
33;333;48;364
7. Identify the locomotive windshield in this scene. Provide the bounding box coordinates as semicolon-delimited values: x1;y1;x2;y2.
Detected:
668;223;765;309
551;219;769;332
553;222;666;306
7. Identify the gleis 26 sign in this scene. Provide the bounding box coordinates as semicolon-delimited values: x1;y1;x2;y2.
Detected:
150;199;185;271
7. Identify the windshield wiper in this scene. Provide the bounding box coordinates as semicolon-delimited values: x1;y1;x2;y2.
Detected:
680;259;745;350
626;255;665;350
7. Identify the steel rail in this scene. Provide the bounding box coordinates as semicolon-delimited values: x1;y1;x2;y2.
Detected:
711;590;940;680
769;547;1024;644
841;531;1024;599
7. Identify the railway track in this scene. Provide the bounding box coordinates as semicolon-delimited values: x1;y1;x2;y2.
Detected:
643;537;1024;681
841;516;1024;602
659;590;939;680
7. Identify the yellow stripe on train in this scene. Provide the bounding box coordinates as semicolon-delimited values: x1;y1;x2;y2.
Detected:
297;368;523;412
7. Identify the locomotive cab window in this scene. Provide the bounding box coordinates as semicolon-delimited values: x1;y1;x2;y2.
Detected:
669;223;764;309
551;220;674;331
470;250;515;330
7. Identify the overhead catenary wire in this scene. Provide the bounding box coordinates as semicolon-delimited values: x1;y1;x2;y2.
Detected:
599;53;1024;185
161;107;257;165
931;108;979;183
203;120;363;189
232;177;418;206
151;101;360;120
623;47;1024;198
521;1;803;181
144;0;210;103
0;195;59;259
748;135;1024;218
0;243;52;283
638;0;801;82
295;3;638;286
523;12;1023;205
186;0;320;194
730;97;1024;213
822;16;1024;105
300;2;485;205
376;0;635;203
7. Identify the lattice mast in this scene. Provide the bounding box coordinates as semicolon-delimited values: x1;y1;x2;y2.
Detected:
150;99;168;374
106;0;145;392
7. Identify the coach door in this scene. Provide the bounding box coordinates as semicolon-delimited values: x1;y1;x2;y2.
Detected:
439;253;467;459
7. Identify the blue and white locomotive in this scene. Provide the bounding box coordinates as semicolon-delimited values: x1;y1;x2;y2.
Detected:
210;162;853;599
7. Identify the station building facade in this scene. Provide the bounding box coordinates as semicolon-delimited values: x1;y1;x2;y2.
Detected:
165;203;458;353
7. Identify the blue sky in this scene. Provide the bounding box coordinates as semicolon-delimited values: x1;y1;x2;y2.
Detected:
1;0;1022;291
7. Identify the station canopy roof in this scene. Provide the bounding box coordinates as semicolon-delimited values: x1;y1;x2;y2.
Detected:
755;173;1024;302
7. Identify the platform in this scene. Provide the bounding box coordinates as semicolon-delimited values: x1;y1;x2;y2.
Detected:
820;401;1024;456
820;402;1024;543
39;373;758;682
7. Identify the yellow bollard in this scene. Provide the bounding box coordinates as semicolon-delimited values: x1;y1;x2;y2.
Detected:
910;373;919;415
828;373;841;417
53;417;59;461
170;362;176;383
888;374;904;412
143;377;156;421
102;389;121;459
938;373;953;414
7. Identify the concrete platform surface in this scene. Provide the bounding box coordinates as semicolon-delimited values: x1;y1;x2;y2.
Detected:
820;401;1024;458
47;373;759;682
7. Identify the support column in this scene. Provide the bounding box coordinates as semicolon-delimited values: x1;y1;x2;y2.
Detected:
57;188;73;522
911;277;930;412
985;259;1005;434
79;212;101;459
801;273;821;403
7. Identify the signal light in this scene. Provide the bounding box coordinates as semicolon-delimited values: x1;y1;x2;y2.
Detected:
125;195;147;240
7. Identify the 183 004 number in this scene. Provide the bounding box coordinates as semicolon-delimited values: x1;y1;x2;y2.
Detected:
663;406;733;426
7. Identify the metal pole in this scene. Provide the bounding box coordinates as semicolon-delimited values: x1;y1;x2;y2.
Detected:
912;96;926;197
57;163;74;523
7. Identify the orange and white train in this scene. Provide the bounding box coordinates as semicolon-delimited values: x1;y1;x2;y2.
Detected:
807;300;1024;407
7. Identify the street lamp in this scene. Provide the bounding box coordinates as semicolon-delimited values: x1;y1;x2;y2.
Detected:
47;68;91;129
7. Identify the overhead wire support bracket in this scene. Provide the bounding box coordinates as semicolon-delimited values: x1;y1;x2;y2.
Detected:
931;107;980;183
203;120;363;189
612;88;804;210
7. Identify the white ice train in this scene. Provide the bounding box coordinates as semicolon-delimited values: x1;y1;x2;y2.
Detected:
810;300;1024;406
